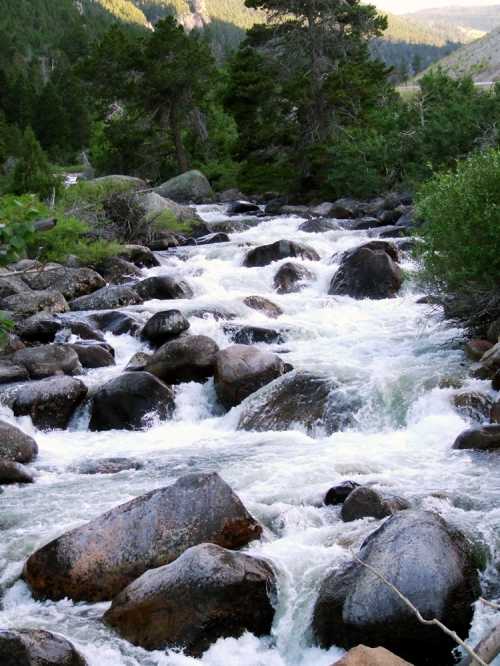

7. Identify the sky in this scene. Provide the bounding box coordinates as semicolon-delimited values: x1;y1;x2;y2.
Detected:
373;0;500;14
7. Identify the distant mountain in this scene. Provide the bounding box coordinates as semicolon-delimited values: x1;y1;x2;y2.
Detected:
405;5;500;35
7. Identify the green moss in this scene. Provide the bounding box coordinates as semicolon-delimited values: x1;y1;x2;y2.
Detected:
60;176;143;209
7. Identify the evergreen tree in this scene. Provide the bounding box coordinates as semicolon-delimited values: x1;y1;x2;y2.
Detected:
10;127;61;199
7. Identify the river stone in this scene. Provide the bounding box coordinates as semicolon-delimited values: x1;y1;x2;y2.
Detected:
223;324;285;345
69;285;142;311
89;372;175;431
274;262;315;294
312;510;480;665
298;219;342;233
0;268;28;298
144;335;219;384
0;361;29;384
0;459;34;484
138;191;203;224
197;232;230;245
16;314;63;344
13;344;82;379
238;371;360;436
329;243;402;300
118;244;159;268
141;310;190;346
479;342;500;373
0;628;87;666
0;420;38;463
341;487;410;522
491;400;500;423
493;370;500;391
215;345;287;409
324;481;361;506
23;471;262;601
334;645;414;666
64;319;106;342
486;318;500;343
74;458;144;475
5;376;88;430
228;201;261;215
243;295;283;319
135;276;194;301
452;391;492;422
89;311;139;335
126;352;152;371
0;289;69;316
154;170;213;203
70;343;116;369
94;257;142;284
244;240;320;267
22;265;105;300
210;220;250;233
464;339;494;361
103;543;276;655
330;197;361;219
452;424;500;451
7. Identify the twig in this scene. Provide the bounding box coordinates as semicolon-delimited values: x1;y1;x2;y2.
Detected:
480;598;500;612
0;265;63;279
350;550;488;666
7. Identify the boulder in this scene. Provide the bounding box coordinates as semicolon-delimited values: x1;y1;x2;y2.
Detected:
70;285;142;311
491;400;500;423
63;319;105;342
330;197;361;219
351;217;385;231
70;343;116;369
0;290;69;316
378;209;402;225
333;645;414;666
0;628;87;666
138;190;202;225
329;244;402;300
274;262;315;294
215;345;287;408
479;342;500;374
141;310;190;346
464;339;494;361
239;371;360;436
90;311;139;335
24;472;262;601
311;202;336;217
0;460;34;484
135;276;193;301
103;543;275;656
13;344;82;379
299;219;342;233
243;295;283;319
0;268;28;299
228;201;260;215
73;458;143;475
218;188;245;203
89;372;175;431
94;257;141;284
210;220;250;234
154;170;213;203
312;511;480;665
487;318;500;343
22;265;105;300
85;174;146;190
197;232;230;245
16;314;63;344
118;244;159;268
0;361;29;384
5;376;88;430
325;481;361;506
244;240;320;267
493;370;500;391
0;420;38;463
453;424;500;451
144;335;219;384
452;392;492;422
341;487;410;522
126;351;152;371
223;324;285;345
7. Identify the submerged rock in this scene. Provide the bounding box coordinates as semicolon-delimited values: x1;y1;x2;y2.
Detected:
0;420;38;463
24;472;262;601
0;628;87;666
73;458;143;475
144;335;219;384
243;295;283;319
324;481;360;506
341;487;410;522
222;324;285;345
103;544;275;655
453;424;500;451
274;261;315;294
312;511;480;665
244;240;320;267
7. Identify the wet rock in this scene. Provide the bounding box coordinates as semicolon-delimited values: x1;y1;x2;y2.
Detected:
1;333;25;354
0;628;87;666
223;324;285;345
188;306;237;321
74;458;144;475
89;371;175;431
378;209;402;225
324;481;361;506
154;170;213;203
104;543;275;656
479;342;500;374
0;459;34;484
118;244;159;268
210;221;250;233
22;265;105;300
141;310;190;346
487;318;500;343
70;285;142;311
13;344;82;379
312;511;480;665
244;240;320;267
64;319;106;342
0;268;28;299
311;202;336;217
0;289;69;317
453;424;500;451
197;232;230;245
298;219;342;233
5;376;88;430
215;345;287;408
16;314;62;344
70;343;116;369
135;276;193;301
144;335;219;384
239;371;360;436
493;370;500;391
228;201;260;215
24;471;262;601
139;190;203;226
0;361;29;384
90;310;139;335
243;295;283;319
94;257;142;284
452;391;492;422
330;197;361;219
341;487;410;522
126;352;152;371
491;400;500;423
0;420;38;463
274;262;315;294
218;188;245;203
351;217;386;230
464;339;493;361
334;645;414;666
329;243;402;300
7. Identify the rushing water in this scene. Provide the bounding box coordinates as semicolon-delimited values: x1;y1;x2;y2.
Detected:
1;206;499;665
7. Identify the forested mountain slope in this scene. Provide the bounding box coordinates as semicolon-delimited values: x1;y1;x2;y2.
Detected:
406;5;500;35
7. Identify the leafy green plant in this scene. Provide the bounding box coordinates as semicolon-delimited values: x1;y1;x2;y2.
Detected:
150;209;193;235
0;194;39;264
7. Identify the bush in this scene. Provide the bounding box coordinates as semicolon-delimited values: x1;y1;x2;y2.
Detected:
416;148;500;293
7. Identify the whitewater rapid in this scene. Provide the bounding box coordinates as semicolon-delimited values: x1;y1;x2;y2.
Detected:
0;205;499;665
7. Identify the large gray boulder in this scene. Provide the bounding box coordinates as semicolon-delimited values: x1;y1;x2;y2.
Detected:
138;190;202;224
69;342;115;369
134;276;193;301
453;424;500;451
154;170;213;203
89;310;139;335
0;420;38;463
141;310;190;346
89;372;175;431
24;472;262;601
244;240;320;267
84;174;146;190
103;544;275;655
22;265;105;300
215;345;287;409
0;290;69;316
93;257;141;285
144;335;219;384
238;371;360;435
0;361;29;384
16;314;63;344
0;268;29;298
312;511;480;665
69;285;142;311
0;629;87;666
12;344;82;379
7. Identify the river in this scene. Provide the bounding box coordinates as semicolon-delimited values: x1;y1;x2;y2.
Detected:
0;204;499;665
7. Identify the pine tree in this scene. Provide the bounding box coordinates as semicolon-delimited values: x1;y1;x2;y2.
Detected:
10;127;61;199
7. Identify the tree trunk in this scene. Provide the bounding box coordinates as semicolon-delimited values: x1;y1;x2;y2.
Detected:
169;107;189;173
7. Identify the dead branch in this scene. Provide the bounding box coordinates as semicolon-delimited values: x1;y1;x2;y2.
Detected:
480;598;500;611
458;624;500;666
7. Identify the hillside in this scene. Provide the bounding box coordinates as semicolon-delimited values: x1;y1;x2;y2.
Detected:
405;5;500;35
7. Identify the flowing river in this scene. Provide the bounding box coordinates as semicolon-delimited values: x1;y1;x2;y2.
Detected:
1;205;499;665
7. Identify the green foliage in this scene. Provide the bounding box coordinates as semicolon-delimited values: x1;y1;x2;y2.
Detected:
9;128;62;200
0;194;38;264
150;208;193;234
416;148;500;291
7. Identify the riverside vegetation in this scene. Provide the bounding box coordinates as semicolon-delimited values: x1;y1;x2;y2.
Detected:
0;1;499;665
